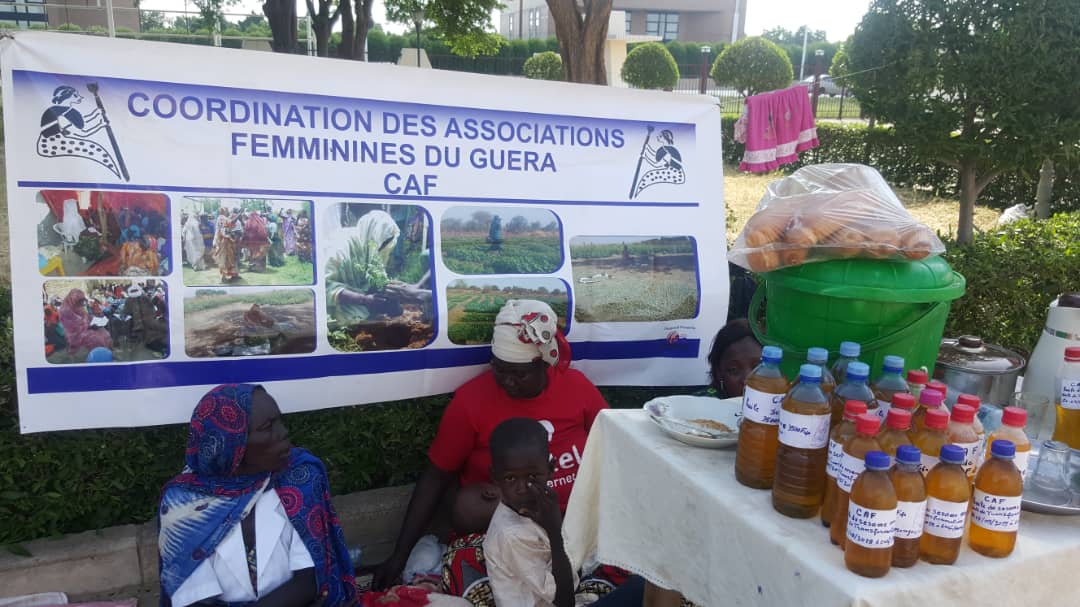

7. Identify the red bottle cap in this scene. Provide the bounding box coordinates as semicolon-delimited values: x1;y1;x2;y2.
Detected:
927;380;948;398
919;388;944;407
1066;347;1080;362
856;413;880;435
892;393;916;411
843;400;868;421
1002;406;1027;428
956;393;981;407
887;407;912;430
925;408;949;430
951;403;976;423
907;369;928;384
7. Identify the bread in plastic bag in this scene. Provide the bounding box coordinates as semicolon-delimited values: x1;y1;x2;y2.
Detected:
729;163;945;272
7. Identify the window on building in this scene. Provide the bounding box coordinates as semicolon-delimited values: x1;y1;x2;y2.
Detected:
625;11;632;35
529;8;541;37
646;12;679;41
508;14;515;37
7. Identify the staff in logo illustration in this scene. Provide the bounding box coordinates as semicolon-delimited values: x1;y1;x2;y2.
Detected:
37;84;127;181
86;83;130;181
629;127;685;199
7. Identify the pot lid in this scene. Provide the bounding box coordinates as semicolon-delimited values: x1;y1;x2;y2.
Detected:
938;335;1026;374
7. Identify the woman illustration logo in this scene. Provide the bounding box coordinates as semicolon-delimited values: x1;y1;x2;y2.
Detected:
38;84;129;181
629;127;686;199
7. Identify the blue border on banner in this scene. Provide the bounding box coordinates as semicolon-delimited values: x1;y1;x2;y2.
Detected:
25;339;700;394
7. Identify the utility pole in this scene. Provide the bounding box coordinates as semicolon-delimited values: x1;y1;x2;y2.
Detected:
518;0;524;39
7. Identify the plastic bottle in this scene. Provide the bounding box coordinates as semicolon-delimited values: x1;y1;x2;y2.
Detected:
822;400;869;527
830;414;882;546
906;369;928;403
926;380;949;403
772;364;832;518
984;407;1031;477
920;445;971;565
878;408;913;457
889;445;927;568
844;451;897;578
872;355;911;422
830;361;876;428
913;407;950;476
797;347;836;395
969;440;1024;558
910;388;945;438
735;346;790;489
831;341;861;384
1051;347;1080;449
947;403;981;482
892;392;917;415
956;393;986;467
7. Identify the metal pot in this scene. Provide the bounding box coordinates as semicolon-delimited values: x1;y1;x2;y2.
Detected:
935;335;1026;407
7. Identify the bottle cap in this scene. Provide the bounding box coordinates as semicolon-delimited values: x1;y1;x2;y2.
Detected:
896;444;921;465
927;380;948;398
892;393;916;411
883;355;905;372
925;408;949;430
865;450;891;470
951;403;976;424
846;361;869;381
839;341;861;358
940;444;965;464
1066;347;1080;362
762;346;783;363
991;439;1016;458
856;413;880;435
1001;406;1027;428
843;400;868;421
907;369;928;384
919;388;944;407
799;364;822;382
887;407;912;430
956;393;980;407
807;347;828;364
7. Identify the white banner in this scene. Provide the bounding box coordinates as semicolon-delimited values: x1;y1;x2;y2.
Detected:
2;32;727;432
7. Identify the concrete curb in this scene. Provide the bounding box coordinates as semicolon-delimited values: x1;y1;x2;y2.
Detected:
0;484;413;601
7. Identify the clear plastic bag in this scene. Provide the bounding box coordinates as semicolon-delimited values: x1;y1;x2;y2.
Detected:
728;164;945;272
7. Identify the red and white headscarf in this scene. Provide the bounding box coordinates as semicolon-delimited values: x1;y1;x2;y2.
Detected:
491;299;571;371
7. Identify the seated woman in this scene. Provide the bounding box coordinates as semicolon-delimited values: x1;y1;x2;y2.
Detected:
704;318;763;399
374;300;608;589
158;384;357;607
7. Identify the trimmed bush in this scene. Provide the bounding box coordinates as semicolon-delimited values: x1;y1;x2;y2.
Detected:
712;37;793;96
523;51;563;81
621;42;680;90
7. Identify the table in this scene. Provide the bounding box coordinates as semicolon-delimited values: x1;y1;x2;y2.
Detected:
563;410;1080;607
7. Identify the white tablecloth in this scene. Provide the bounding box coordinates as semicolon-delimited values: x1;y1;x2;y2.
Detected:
563;410;1080;607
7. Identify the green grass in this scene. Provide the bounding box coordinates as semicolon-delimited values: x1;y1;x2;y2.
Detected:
184;289;314;313
182;255;313;286
441;235;562;274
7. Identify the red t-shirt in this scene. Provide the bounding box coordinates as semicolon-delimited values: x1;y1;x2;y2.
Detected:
428;367;608;510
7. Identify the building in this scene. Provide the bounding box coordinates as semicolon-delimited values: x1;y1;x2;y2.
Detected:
499;1;746;43
0;0;140;31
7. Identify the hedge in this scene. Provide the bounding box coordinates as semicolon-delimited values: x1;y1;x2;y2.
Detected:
720;115;1080;213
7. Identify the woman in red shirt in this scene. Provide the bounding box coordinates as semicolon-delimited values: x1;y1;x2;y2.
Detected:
374;299;608;589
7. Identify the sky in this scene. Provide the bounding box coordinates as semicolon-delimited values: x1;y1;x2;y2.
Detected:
140;0;872;43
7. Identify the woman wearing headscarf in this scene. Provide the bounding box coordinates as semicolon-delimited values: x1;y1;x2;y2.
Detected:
325;210;403;324
243;212;270;272
125;284;168;355
280;209;298;256
183;213;207;271
58;288;113;355
704;318;762;399
159;384;358;607
213;207;241;283
374;300;607;589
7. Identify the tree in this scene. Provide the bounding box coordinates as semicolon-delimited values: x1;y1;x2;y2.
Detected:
140;10;167;31
305;0;340;57
829;37;851;80
546;0;612;84
847;0;1073;243
385;0;503;58
523;51;563;80
339;0;376;60
762;26;827;47
507;216;530;233
193;0;239;31
711;36;793;97
236;12;268;32
621;42;679;90
263;0;297;52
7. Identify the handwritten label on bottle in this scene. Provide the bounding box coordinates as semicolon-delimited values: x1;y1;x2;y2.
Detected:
743;387;784;425
875;400;891;422
971;489;1021;532
924;497;967;539
1014;450;1030;477
846;503;897;549
1061;380;1080;410
826;439;844;479
836;451;866;493
956;441;980;478
919;453;938;477
778;409;830;449
894;499;926;539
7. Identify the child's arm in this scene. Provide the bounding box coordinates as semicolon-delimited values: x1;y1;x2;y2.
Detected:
527;483;576;607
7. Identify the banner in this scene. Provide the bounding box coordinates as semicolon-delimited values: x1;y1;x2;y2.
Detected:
2;32;728;432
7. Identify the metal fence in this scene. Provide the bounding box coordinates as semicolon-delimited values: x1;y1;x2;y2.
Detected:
671;64;862;120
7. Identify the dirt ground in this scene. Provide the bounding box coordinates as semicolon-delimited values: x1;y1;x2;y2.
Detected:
184;301;316;357
571;254;699;323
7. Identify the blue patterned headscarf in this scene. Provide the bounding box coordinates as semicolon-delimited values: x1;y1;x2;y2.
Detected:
158;384;357;607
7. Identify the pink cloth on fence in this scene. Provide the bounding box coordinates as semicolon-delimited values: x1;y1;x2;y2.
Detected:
738;91;779;173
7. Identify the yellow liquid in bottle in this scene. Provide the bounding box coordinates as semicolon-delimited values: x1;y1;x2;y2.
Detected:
889;462;926;568
821;416;859;527
877;427;912;458
830;432;881;546
844;466;896;578
1052;403;1080;449
735;371;790;489
920;460;970;565
969;453;1023;558
984;425;1031;477
772;380;831;518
